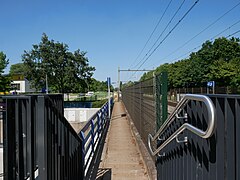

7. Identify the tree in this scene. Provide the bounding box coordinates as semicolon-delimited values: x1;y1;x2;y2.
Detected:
9;63;27;75
0;52;8;74
140;37;240;89
22;33;95;93
121;81;135;89
229;58;240;87
0;52;11;93
208;57;240;87
88;78;114;92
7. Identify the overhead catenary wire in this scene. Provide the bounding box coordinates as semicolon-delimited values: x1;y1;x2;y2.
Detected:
227;29;240;37
133;0;186;70
129;0;173;69
145;22;240;70
132;1;240;79
171;20;240;62
162;1;240;62
132;0;200;77
128;0;197;81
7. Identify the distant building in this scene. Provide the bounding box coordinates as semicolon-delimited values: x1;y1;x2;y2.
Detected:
10;74;36;93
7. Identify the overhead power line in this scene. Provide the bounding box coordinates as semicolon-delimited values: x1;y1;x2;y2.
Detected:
133;0;186;69
143;26;240;74
162;1;240;61
171;19;240;62
128;0;200;81
136;0;200;71
130;0;173;68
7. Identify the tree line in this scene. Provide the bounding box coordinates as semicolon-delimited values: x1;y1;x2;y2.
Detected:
0;33;110;93
0;52;11;93
140;37;240;89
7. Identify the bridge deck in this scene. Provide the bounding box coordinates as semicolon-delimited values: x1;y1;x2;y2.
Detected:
98;101;149;179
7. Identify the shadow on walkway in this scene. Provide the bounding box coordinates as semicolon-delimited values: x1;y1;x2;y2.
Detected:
96;168;112;180
84;118;111;180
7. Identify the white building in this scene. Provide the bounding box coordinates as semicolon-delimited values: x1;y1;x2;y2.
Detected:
10;74;36;93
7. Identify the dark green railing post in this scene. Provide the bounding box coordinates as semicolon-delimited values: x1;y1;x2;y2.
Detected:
155;73;160;130
156;71;168;130
161;71;168;124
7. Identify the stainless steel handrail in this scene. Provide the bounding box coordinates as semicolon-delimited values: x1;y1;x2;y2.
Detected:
148;94;216;156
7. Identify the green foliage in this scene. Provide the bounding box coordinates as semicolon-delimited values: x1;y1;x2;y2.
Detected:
0;75;11;93
0;52;11;93
92;99;107;108
0;52;8;74
9;63;26;75
22;33;95;93
140;37;240;89
121;81;135;89
94;91;108;99
89;78;107;91
89;78;114;92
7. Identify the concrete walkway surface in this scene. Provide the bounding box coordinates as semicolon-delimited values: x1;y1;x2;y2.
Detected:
98;101;149;180
0;148;3;180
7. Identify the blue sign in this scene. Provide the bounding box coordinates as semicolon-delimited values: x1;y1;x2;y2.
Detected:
207;81;215;87
107;77;111;86
41;88;46;93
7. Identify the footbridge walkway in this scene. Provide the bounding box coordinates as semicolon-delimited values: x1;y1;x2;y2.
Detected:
97;101;149;179
0;74;240;180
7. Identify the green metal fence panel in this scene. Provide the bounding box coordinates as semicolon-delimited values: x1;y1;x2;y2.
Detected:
155;74;161;130
155;72;168;130
122;72;168;155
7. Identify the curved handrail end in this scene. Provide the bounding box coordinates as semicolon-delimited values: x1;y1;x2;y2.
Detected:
148;94;216;157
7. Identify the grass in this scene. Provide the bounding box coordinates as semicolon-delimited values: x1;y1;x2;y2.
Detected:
94;91;108;100
92;99;108;108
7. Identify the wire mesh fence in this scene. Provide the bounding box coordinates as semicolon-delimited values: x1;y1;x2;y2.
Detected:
122;77;156;151
122;73;168;157
168;86;240;102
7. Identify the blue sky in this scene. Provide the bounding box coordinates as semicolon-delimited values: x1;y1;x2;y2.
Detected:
1;0;240;85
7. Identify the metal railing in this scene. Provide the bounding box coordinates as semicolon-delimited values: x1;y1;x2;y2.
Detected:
79;99;113;178
3;94;84;180
2;94;113;180
148;94;216;156
0;102;4;147
156;94;240;180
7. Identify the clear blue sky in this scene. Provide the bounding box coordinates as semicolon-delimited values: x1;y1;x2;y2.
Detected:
1;0;240;86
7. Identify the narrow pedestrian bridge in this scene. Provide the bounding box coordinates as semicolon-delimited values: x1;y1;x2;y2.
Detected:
1;82;240;180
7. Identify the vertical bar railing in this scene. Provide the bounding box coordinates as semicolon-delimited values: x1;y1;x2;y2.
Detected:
79;99;113;178
0;101;4;147
3;95;84;180
152;94;240;180
0;100;5;179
